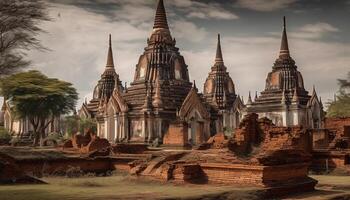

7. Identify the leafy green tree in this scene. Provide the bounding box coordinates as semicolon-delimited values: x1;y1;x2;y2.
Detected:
63;115;80;138
0;70;78;146
327;72;350;117
79;118;97;134
0;0;50;76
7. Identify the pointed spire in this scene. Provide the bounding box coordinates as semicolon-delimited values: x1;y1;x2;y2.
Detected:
319;96;323;108
279;16;290;59
215;34;224;63
247;91;252;105
153;0;169;29
106;34;114;68
254;91;258;101
122;82;128;93
312;85;317;96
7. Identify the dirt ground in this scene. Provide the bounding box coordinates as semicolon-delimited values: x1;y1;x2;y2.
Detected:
0;174;349;200
0;174;259;200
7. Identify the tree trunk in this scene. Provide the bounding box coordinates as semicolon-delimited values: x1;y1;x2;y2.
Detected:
31;117;40;146
33;131;40;146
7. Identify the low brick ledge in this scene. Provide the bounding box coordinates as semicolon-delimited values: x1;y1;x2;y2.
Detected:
200;162;310;170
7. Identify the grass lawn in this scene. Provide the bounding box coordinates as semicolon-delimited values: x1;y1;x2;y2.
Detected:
0;174;259;200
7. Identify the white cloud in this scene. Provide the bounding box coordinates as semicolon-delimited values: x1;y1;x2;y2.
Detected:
169;0;239;20
236;0;298;11
28;3;149;106
287;22;339;39
112;4;154;25
26;2;210;107
172;20;208;42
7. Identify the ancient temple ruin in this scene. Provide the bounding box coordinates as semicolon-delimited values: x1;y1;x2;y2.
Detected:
79;0;323;145
246;17;324;128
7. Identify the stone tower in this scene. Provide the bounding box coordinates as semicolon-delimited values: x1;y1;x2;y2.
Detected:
203;34;239;133
247;17;323;128
79;34;123;118
203;34;236;109
122;0;192;142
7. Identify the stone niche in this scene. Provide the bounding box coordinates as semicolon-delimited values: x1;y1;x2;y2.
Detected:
163;121;189;147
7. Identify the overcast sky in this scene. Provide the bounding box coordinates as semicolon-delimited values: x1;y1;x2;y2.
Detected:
21;0;350;109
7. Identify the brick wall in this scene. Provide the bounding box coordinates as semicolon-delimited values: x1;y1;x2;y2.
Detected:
163;121;188;146
171;162;310;187
325;117;350;137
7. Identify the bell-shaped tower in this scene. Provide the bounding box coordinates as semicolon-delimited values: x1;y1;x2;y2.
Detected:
123;0;192;142
80;34;123;118
248;17;316;127
203;34;237;110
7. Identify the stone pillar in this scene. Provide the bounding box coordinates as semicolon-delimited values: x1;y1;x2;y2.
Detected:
104;116;108;139
114;114;118;142
157;118;162;140
119;113;126;141
123;114;129;140
293;110;299;126
142;115;146;140
147;116;154;143
282;110;288;127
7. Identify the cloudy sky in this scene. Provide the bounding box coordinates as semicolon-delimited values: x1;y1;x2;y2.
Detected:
24;0;350;109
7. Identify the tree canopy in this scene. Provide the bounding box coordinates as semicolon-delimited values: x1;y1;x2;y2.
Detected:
0;0;49;76
327;72;350;117
0;70;78;145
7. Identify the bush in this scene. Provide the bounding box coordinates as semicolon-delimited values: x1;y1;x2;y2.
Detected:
47;132;62;140
0;126;12;140
79;118;97;134
63;115;80;138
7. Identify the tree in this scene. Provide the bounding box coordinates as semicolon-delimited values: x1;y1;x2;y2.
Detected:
62;115;80;138
327;72;350;117
0;70;78;146
79;118;97;134
0;0;49;76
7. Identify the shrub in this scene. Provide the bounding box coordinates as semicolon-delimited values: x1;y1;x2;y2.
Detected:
79;118;97;134
0;126;12;140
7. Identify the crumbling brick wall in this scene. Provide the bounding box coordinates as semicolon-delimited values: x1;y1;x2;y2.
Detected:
325;117;350;138
262;126;312;153
230;113;263;154
324;117;350;149
229;113;312;155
